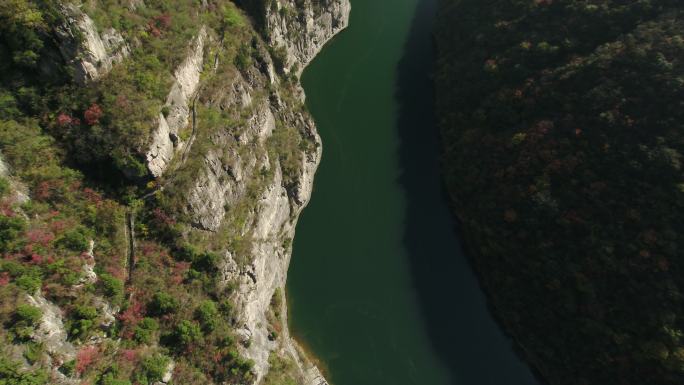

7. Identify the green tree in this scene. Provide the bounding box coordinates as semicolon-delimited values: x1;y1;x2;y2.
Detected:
148;292;179;316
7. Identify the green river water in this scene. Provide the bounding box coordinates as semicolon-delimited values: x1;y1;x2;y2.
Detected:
287;1;540;384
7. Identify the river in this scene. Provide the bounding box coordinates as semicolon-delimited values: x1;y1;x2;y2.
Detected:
287;0;540;384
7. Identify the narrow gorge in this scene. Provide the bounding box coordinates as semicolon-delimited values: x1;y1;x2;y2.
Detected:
6;1;674;385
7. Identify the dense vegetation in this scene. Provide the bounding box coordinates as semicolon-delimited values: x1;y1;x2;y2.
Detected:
435;1;684;384
0;0;309;384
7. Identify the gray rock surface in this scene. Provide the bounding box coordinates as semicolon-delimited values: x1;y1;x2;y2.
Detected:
185;1;349;383
55;4;129;84
26;293;78;384
146;27;207;177
264;0;351;75
0;152;29;204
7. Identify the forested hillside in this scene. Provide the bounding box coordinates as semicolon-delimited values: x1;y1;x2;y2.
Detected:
0;0;335;384
435;1;684;384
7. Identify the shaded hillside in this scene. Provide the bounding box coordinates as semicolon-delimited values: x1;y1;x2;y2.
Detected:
435;1;684;384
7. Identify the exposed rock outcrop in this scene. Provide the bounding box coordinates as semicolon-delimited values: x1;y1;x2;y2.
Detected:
185;74;275;231
262;0;351;74
0;152;30;204
177;1;350;383
55;4;130;84
26;292;78;384
181;2;350;382
146;27;207;177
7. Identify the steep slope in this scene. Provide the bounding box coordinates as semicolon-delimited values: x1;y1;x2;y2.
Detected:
0;1;348;384
435;1;684;384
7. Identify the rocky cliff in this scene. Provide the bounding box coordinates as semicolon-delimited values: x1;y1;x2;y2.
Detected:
257;0;351;74
177;1;351;383
0;0;348;384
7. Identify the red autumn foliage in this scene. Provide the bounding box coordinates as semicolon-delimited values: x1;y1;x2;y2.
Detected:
106;265;126;280
213;351;222;363
49;219;69;234
75;346;99;374
26;228;55;247
0;272;10;286
84;104;103;125
147;14;171;38
149;25;162;37
118;299;145;337
57;113;74;127
28;254;43;264
120;349;138;362
170;261;190;285
35;181;53;200
0;202;15;217
140;242;158;257
155;14;172;29
82;188;103;204
152;208;176;227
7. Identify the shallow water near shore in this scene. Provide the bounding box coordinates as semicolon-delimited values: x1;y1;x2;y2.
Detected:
287;1;540;384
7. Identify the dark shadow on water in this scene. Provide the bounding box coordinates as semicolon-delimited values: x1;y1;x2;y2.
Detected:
394;0;541;384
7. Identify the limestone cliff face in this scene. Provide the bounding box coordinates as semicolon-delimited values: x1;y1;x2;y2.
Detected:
239;0;350;75
180;1;350;383
263;0;351;74
180;46;327;385
146;27;207;178
55;4;130;84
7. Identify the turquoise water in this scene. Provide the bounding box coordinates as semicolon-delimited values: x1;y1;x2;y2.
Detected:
287;1;540;384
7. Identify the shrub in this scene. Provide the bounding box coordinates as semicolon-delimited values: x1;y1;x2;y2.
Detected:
99;273;124;304
172;320;202;348
194;300;218;332
15;304;41;325
133;317;159;345
75;346;99;374
56;226;91;252
15;274;41;293
135;353;170;384
219;300;233;318
0;214;26;251
191;251;220;273
68;305;98;340
148;292;178;316
12;304;42;340
234;43;253;71
99;372;132;385
222;5;244;28
58;360;75;376
0;178;9;197
84;103;103;125
23;342;42;364
0;357;48;385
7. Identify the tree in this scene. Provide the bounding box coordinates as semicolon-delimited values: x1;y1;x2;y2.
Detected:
195;300;219;332
172;320;202;348
148;292;179;316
